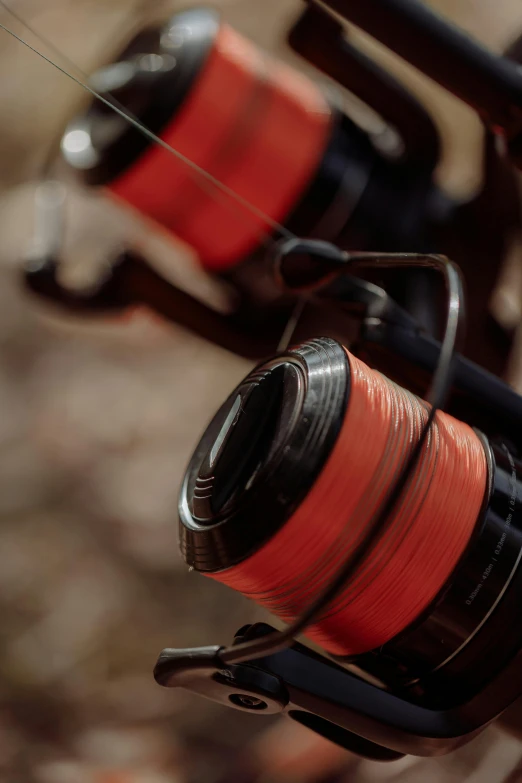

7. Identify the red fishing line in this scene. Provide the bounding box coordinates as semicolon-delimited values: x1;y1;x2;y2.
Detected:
109;23;332;270
209;349;488;656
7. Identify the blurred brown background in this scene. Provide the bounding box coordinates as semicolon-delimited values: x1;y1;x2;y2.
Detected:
2;1;522;782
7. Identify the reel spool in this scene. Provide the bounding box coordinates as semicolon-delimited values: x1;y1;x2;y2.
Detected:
61;8;443;288
177;337;522;698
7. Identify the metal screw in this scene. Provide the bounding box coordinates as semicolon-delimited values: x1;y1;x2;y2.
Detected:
229;693;268;710
239;695;263;708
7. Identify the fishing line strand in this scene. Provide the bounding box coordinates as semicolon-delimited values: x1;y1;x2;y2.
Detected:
0;15;294;248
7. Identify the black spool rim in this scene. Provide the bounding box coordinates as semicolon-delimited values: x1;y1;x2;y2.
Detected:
61;8;220;186
179;337;350;572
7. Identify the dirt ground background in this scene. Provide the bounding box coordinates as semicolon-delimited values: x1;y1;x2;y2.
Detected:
2;1;522;782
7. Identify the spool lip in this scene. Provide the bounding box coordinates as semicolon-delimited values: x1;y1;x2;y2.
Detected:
179;337;350;572
61;8;220;185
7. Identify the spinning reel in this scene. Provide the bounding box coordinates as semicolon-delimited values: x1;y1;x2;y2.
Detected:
151;238;522;761
24;0;522;373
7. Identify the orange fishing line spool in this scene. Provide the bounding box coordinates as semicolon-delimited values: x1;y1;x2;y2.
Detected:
109;23;331;270
179;338;488;658
62;8;445;314
210;348;487;655
163;344;522;756
62;9;332;271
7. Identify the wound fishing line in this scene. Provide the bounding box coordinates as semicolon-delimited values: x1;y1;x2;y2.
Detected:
207;348;488;656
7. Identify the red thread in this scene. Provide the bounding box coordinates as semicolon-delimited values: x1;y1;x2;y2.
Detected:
108;23;331;270
209;349;488;656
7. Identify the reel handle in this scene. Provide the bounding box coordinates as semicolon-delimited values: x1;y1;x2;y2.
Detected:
154;621;522;760
22;180;297;357
22;248;284;359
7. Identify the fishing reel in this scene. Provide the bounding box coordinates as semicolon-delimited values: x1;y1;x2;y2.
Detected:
39;4;446;360
153;238;522;761
23;0;522;375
